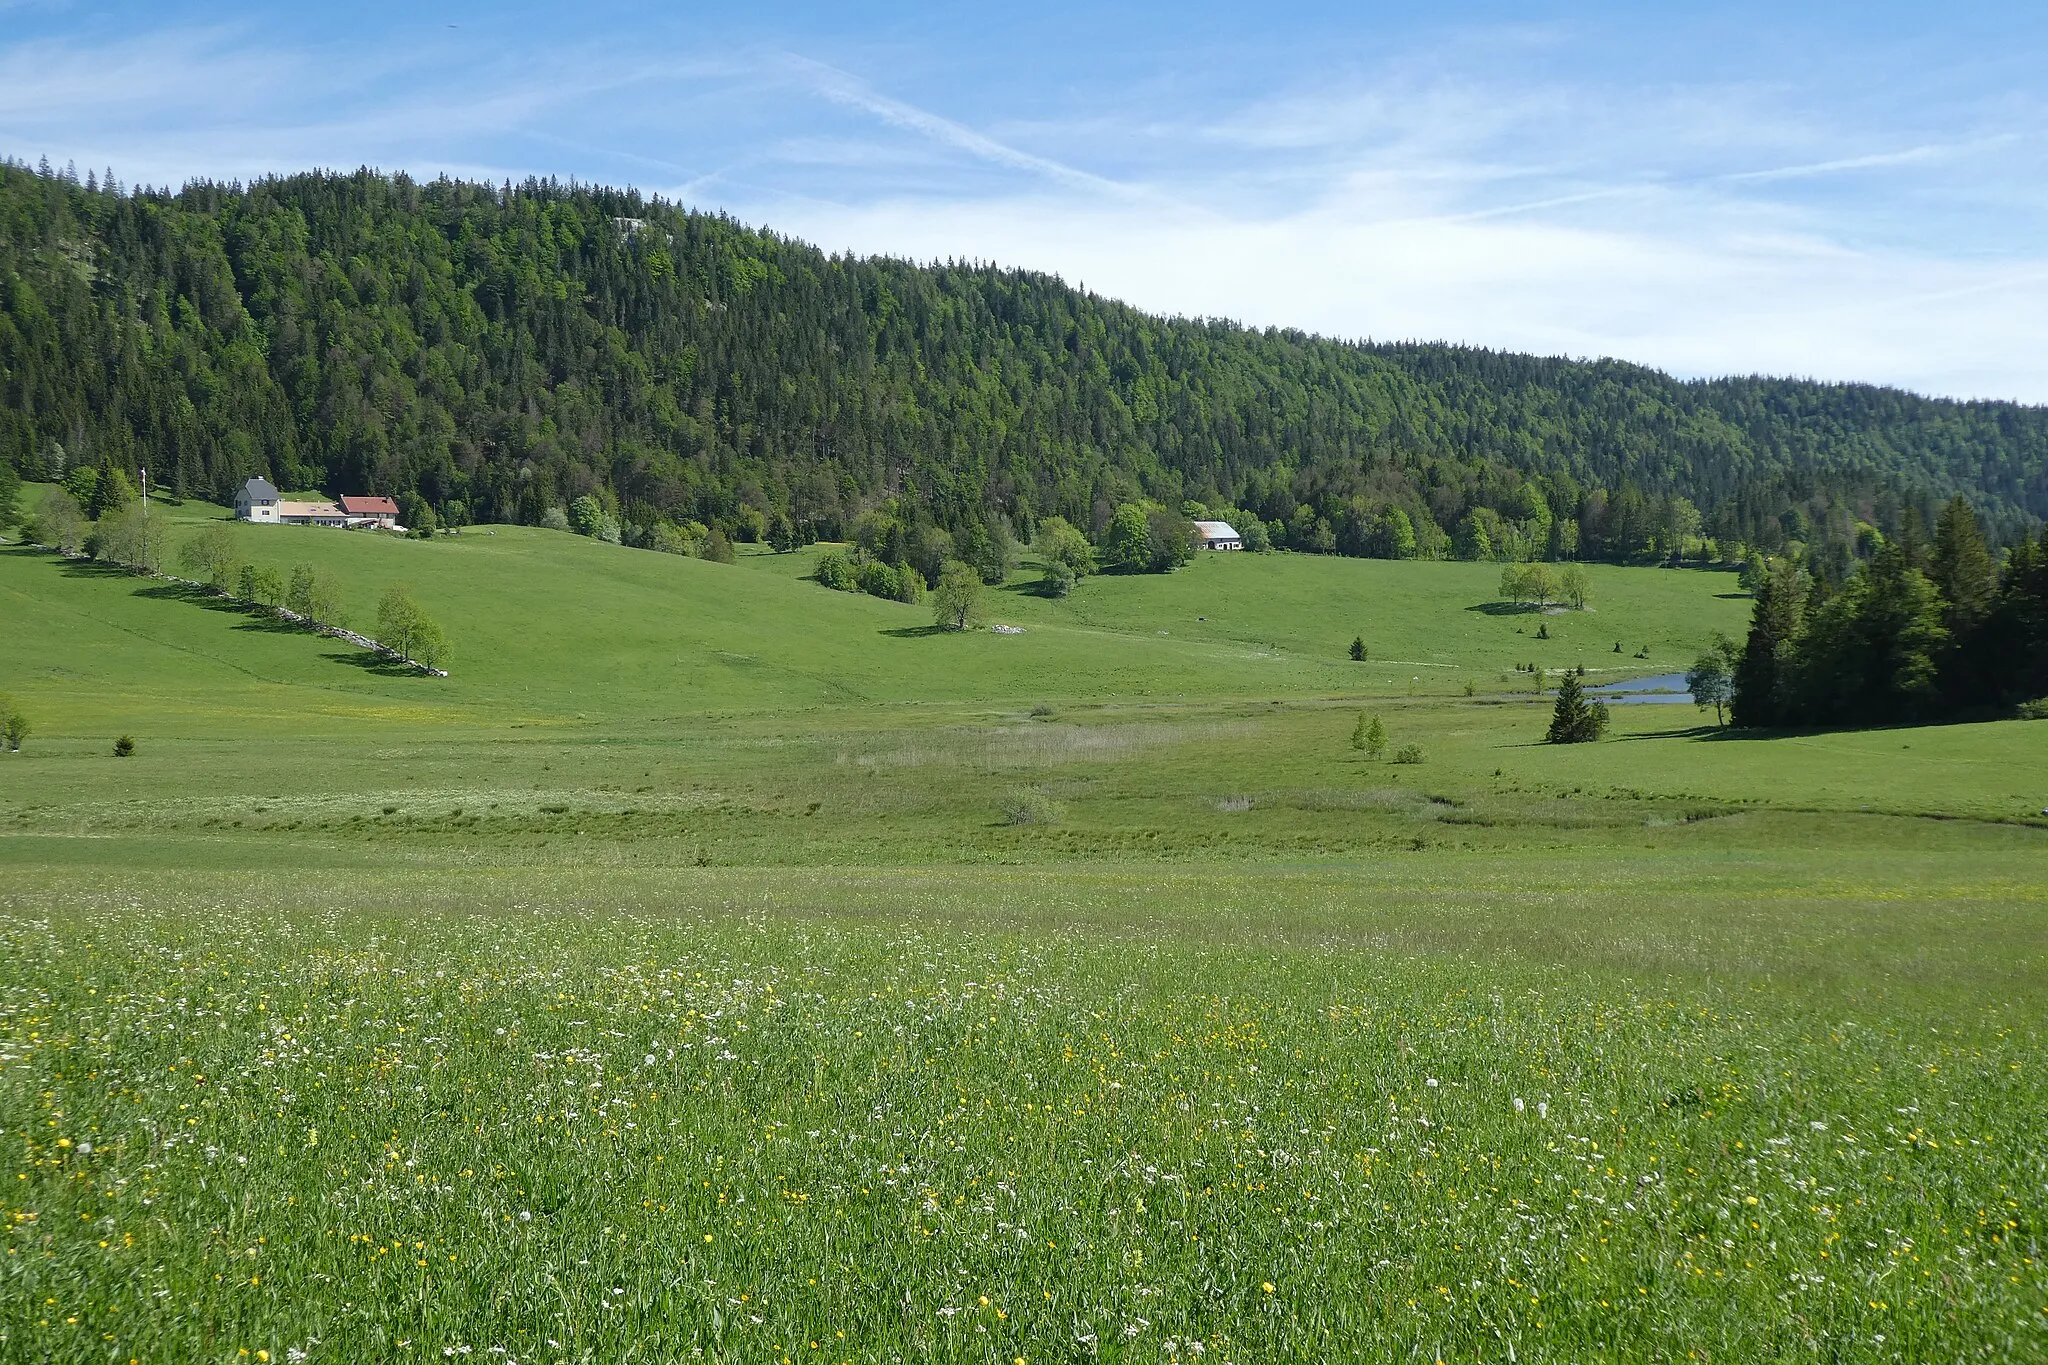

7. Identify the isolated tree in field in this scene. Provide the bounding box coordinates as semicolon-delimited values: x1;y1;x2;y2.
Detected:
179;523;242;590
1737;554;1768;596
1686;634;1741;726
1352;712;1387;757
0;694;27;752
1101;504;1152;573
932;560;985;631
1349;636;1367;662
1559;563;1590;610
1545;668;1608;743
31;488;86;554
378;586;448;668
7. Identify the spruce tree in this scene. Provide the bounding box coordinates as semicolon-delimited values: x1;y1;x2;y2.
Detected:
1545;668;1606;743
1930;496;1995;633
1732;559;1804;727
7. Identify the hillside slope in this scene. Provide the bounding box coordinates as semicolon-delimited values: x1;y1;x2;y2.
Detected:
0;501;1749;732
2;160;2043;569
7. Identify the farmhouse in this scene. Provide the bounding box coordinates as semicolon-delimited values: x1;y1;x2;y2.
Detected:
1192;519;1243;550
234;479;405;530
337;495;402;529
234;477;280;522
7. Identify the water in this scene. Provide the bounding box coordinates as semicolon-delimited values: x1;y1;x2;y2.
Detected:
1586;672;1694;705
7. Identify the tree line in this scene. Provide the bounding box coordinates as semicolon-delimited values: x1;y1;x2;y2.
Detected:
1730;498;2048;726
3;159;2043;580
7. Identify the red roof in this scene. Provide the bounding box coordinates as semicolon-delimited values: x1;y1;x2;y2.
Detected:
338;495;401;515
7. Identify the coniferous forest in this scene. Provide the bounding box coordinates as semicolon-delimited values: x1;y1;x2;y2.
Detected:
3;158;2047;577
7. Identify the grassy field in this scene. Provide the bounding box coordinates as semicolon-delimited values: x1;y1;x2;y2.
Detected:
3;508;2046;1362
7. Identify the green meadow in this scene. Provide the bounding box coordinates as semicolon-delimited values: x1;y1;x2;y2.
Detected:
3;503;2046;1363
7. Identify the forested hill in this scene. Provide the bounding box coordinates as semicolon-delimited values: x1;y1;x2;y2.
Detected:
3;159;2044;566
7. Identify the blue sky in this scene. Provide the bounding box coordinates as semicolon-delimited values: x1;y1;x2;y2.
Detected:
5;1;2047;399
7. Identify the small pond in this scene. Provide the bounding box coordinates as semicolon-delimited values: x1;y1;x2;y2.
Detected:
1587;672;1694;705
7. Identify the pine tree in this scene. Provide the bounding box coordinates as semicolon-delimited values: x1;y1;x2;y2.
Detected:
1732;559;1804;727
1545;669;1606;743
1349;636;1366;662
1930;496;1995;633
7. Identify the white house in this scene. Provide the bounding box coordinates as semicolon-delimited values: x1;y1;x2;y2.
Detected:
234;477;280;522
1192;519;1243;550
235;479;403;529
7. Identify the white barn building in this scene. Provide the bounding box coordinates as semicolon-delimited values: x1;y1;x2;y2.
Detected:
1192;519;1243;550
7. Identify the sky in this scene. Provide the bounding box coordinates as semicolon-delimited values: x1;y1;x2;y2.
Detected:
5;1;2047;401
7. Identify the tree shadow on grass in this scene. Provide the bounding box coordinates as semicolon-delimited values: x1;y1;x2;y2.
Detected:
322;650;422;677
879;625;951;638
1714;592;1754;600
1463;601;1541;616
1612;723;1725;741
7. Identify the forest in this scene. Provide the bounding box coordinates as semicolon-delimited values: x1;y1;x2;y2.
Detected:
1732;498;2048;726
3;157;2046;576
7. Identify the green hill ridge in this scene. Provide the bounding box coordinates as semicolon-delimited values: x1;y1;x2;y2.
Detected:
3;158;2043;576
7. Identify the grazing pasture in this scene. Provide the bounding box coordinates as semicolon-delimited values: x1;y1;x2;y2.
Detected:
2;516;2044;1362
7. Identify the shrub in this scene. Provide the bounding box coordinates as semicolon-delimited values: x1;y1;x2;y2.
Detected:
0;694;27;752
30;488;87;554
857;560;902;601
1000;791;1063;826
540;505;572;532
814;550;858;592
113;735;136;757
2018;698;2048;720
1039;560;1076;598
1391;744;1424;764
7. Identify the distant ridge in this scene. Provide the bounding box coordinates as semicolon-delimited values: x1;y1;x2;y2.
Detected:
2;159;2042;570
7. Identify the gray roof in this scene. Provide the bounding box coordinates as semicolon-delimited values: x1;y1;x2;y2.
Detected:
242;476;279;501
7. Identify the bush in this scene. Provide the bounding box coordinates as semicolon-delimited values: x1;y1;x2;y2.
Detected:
2018;698;2048;720
1000;791;1063;826
1391;744;1424;764
0;694;28;752
699;530;736;563
540;505;571;532
814;550;858;592
857;560;902;600
1039;560;1076;598
113;735;136;757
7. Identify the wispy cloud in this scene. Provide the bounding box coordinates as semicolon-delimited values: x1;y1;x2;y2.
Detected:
776;54;1142;199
